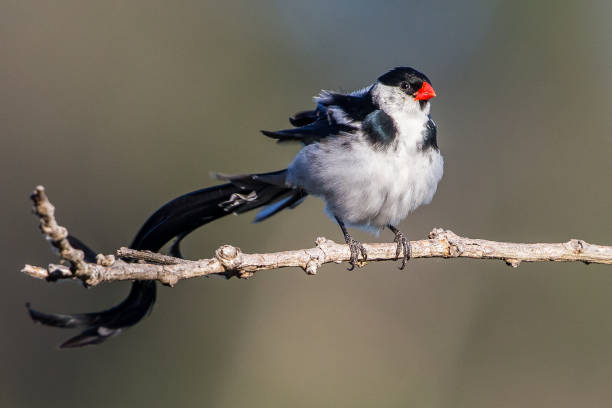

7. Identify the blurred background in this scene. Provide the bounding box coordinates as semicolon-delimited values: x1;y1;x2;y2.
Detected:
2;0;612;407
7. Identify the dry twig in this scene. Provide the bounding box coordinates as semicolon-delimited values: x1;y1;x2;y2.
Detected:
22;186;612;287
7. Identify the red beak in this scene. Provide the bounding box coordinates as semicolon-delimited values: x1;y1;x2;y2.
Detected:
414;82;436;101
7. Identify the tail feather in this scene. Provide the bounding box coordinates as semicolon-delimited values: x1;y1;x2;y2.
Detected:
27;303;94;329
254;191;307;222
28;169;305;347
130;183;242;252
59;327;121;348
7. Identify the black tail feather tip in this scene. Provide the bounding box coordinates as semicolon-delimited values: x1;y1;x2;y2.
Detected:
27;303;120;348
59;327;121;349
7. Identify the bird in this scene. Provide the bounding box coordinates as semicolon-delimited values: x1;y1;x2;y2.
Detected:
27;66;442;347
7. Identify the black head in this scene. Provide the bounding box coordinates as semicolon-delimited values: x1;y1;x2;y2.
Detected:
377;67;435;101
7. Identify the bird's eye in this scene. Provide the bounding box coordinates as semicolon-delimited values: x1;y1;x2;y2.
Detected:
400;81;410;90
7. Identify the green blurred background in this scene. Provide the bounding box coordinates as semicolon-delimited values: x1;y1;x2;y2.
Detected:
2;1;612;407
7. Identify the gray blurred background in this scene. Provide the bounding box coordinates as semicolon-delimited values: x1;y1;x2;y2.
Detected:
2;1;612;407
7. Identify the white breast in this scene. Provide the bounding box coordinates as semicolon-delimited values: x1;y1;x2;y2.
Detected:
287;112;444;231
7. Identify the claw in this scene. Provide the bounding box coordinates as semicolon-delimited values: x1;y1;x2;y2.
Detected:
389;226;411;270
335;216;368;270
345;234;367;270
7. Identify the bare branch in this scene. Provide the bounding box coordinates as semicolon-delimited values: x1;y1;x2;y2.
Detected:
116;248;194;265
29;186;89;279
22;186;612;287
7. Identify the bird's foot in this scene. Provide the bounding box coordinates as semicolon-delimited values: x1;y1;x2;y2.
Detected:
343;234;367;271
391;229;411;270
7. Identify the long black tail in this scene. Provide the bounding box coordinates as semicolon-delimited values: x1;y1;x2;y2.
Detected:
28;170;306;348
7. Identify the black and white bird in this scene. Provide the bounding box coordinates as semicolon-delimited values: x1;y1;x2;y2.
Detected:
27;67;442;347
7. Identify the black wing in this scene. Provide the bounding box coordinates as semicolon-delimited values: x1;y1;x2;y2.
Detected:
289;109;319;127
261;121;355;145
262;88;377;145
420;116;438;151
318;91;377;122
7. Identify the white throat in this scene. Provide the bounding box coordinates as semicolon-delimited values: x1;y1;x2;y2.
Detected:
371;83;430;150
